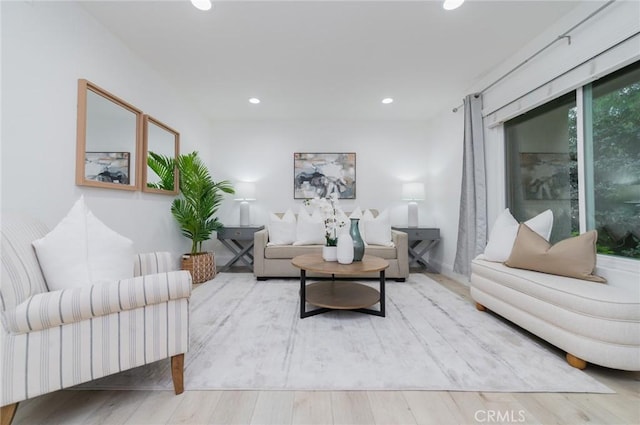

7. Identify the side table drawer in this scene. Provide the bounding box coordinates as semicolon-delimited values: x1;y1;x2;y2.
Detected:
217;227;261;240
404;228;440;240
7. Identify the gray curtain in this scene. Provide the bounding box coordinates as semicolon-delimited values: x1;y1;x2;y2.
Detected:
453;94;487;277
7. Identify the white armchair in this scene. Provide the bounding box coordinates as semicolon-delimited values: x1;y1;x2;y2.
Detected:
0;215;191;425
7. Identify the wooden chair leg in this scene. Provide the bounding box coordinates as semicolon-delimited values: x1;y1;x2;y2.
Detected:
171;354;185;394
566;353;587;370
475;302;487;312
1;403;19;425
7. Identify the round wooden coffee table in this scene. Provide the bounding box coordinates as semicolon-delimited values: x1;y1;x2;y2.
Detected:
291;254;389;318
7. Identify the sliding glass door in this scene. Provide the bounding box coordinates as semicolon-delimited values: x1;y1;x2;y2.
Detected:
505;93;578;243
505;61;639;259
584;63;640;258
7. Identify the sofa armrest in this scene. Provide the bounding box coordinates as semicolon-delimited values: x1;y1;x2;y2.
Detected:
4;270;192;334
392;229;409;277
253;228;269;276
134;251;176;276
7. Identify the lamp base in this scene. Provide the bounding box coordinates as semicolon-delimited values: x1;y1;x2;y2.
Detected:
408;202;418;227
239;201;250;226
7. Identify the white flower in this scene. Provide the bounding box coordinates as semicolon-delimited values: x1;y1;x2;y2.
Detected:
304;194;345;246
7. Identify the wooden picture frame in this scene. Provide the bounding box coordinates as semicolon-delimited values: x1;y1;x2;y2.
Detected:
76;79;142;191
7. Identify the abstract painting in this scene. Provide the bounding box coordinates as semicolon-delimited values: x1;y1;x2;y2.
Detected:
520;153;571;200
85;152;130;185
294;152;356;199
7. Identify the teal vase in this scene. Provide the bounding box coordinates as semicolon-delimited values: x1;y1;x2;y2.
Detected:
350;218;365;261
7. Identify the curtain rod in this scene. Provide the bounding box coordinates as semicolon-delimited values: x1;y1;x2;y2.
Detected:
452;0;617;113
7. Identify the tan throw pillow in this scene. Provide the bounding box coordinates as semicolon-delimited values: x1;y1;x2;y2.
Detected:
505;224;606;283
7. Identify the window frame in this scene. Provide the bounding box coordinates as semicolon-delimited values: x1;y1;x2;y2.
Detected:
503;61;640;264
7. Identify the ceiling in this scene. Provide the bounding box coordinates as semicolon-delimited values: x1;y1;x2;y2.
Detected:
80;0;583;121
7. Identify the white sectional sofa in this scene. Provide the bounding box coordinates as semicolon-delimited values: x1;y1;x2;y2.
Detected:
471;256;640;371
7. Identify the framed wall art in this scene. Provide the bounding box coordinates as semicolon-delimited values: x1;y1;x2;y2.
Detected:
294;152;356;199
84;152;130;185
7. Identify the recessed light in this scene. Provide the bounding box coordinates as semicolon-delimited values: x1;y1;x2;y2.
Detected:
191;0;212;11
443;0;464;11
248;98;261;104
382;98;394;104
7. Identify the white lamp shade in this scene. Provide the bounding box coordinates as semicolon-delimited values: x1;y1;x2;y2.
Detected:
234;182;256;201
402;182;425;201
191;0;212;11
443;0;465;11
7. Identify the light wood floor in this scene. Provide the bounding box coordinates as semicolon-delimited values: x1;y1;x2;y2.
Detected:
10;270;640;425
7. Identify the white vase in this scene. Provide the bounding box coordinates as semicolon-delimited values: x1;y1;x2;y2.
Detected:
322;246;338;261
337;233;354;264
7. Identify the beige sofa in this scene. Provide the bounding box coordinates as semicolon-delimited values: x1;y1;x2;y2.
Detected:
253;228;410;280
471;256;640;371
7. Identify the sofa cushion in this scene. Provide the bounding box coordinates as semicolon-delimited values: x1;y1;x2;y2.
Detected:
265;245;321;259
267;209;296;245
472;258;639;322
264;244;398;260
293;207;325;245
362;209;393;246
483;208;553;262
363;245;398;260
32;197;134;291
505;224;605;283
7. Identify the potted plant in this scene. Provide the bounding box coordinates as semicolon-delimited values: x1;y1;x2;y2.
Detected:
149;151;234;283
304;193;345;261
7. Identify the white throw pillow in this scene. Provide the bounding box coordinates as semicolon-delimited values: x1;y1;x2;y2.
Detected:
362;209;394;246
483;208;553;262
294;207;325;245
267;209;297;245
349;206;363;219
32;196;135;291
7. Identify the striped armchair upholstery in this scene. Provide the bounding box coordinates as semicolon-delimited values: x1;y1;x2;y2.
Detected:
0;215;191;422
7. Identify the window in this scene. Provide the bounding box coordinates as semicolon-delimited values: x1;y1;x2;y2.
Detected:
505;61;640;259
505;93;578;243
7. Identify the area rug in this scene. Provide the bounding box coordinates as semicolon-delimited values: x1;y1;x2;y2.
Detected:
83;273;612;393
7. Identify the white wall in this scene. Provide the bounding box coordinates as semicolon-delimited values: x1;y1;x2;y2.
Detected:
471;0;640;231
1;1;467;277
210;116;464;272
9;0;630;280
1;1;214;259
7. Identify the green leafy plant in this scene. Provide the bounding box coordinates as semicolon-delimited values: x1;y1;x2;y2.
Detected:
303;194;345;246
150;151;234;255
146;151;176;191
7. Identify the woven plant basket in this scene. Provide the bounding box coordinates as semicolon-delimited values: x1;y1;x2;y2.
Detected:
181;252;216;284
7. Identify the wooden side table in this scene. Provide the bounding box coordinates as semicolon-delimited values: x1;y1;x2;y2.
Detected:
216;225;264;272
392;227;440;271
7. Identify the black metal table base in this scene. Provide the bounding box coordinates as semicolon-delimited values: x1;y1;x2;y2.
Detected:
299;270;386;319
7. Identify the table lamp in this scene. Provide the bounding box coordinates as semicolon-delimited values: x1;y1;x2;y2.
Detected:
235;182;256;226
402;182;425;227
